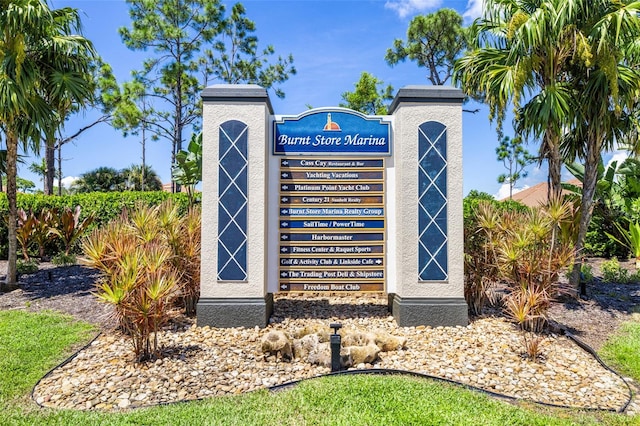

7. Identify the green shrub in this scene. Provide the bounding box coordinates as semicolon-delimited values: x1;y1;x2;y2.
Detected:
16;259;39;275
600;258;640;283
463;191;529;225
584;229;628;258
583;213;628;258
0;191;194;259
580;263;594;284
51;252;77;266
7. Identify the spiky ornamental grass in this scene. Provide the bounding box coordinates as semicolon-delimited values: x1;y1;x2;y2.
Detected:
465;199;576;359
82;200;200;361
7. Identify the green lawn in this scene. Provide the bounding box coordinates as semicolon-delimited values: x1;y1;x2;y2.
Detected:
0;310;637;425
601;314;640;381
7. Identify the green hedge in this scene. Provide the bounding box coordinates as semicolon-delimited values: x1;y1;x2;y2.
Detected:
463;191;529;224
0;191;196;259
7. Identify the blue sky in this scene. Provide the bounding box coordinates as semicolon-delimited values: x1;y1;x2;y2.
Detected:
27;0;543;197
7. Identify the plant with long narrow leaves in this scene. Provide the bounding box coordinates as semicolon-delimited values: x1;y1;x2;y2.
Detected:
50;206;94;255
16;209;35;261
82;200;199;361
607;221;640;269
30;207;58;260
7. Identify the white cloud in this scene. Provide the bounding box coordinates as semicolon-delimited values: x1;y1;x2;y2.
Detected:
384;0;442;19
61;176;79;188
494;183;528;200
606;150;629;171
463;0;484;23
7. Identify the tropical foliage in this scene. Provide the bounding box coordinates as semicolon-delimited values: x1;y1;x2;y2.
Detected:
464;196;577;359
72;165;162;193
82;201;201;360
15;206;93;264
607;222;640;269
0;191;192;259
72;167;125;193
464;197;575;329
454;0;640;290
0;0;97;288
172;132;202;208
463;192;528;315
122;164;163;192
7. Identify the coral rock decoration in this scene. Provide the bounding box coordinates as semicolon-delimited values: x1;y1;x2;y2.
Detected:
260;326;407;368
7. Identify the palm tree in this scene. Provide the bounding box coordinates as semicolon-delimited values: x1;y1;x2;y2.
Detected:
122;164;163;191
28;159;47;192
562;1;640;289
0;0;96;288
454;0;576;201
73;166;126;193
455;0;640;292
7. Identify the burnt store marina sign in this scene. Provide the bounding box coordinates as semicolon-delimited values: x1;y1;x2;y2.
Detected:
198;84;467;328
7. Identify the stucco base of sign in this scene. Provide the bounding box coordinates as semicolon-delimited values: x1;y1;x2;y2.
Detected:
390;294;468;327
196;294;274;328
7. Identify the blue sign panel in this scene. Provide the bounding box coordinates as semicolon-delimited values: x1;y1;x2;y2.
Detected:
279;269;384;280
281;170;384;180
281;183;384;192
274;109;391;155
280;207;384;217
280;219;384;229
282;159;383;168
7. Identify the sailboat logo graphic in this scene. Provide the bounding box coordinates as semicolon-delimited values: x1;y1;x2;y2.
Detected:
323;113;341;131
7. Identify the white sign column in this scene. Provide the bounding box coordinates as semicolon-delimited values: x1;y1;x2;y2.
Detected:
388;86;468;326
198;84;273;328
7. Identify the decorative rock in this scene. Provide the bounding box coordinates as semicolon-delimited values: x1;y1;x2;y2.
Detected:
307;342;331;367
30;294;633;414
342;331;376;347
117;399;130;409
373;331;406;352
260;330;292;360
292;333;320;360
294;324;330;342
344;344;380;365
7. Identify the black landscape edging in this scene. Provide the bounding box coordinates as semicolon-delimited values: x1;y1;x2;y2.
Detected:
268;330;634;415
30;326;633;414
561;328;634;413
31;331;103;409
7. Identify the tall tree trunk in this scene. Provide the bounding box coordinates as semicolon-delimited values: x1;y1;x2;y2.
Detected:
141;125;146;191
569;137;601;295
545;131;563;203
44;136;55;195
3;130;19;290
57;143;62;196
174;56;183;194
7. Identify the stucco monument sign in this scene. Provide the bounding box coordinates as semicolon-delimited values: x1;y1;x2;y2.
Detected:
198;84;468;328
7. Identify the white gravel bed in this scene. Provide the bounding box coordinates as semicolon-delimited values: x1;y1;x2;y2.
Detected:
32;294;631;412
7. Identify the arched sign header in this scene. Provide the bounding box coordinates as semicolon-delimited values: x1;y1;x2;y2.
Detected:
273;108;392;156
